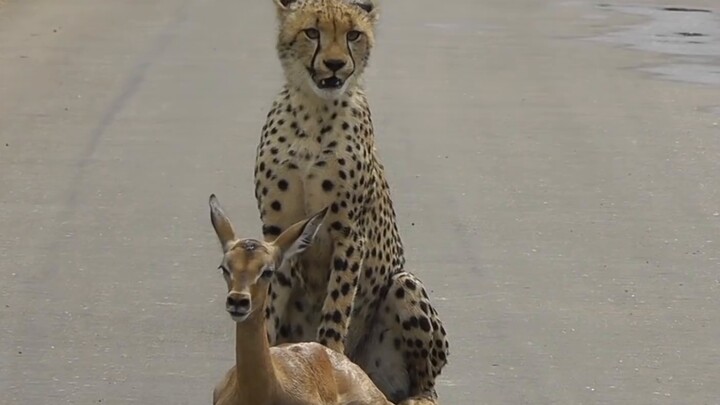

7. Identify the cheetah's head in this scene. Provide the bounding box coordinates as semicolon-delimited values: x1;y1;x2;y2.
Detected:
273;0;379;100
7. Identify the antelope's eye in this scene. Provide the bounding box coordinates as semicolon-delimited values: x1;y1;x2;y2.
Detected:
347;30;361;41
260;266;275;279
304;28;320;39
219;265;230;277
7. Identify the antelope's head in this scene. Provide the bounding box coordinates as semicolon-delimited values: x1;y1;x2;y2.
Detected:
208;194;327;322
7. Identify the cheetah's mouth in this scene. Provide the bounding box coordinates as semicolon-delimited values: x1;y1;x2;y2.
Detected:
317;77;344;89
307;67;345;90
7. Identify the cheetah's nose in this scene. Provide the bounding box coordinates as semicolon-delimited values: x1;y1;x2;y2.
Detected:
323;59;346;72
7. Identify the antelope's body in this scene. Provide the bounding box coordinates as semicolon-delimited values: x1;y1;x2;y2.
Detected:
208;194;392;405
214;340;391;405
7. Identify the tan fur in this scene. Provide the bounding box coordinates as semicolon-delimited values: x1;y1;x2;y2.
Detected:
273;0;377;101
209;195;392;405
254;0;449;403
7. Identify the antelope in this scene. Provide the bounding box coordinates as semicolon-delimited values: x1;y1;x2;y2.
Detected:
208;194;393;405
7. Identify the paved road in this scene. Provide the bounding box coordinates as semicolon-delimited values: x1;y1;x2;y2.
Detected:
1;0;719;404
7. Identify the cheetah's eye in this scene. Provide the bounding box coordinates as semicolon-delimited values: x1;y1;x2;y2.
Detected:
347;30;362;41
304;28;320;40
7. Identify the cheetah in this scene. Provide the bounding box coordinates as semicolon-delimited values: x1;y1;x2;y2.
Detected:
253;0;449;402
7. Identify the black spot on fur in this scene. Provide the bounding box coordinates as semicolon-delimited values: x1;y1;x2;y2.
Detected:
341;283;351;295
419;316;431;332
276;272;292;287
263;225;282;236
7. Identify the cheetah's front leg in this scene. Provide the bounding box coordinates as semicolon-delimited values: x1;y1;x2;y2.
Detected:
316;217;366;354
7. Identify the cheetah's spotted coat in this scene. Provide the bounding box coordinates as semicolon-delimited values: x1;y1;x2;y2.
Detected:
253;0;449;402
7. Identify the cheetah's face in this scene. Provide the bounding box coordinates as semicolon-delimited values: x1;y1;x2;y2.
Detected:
274;0;378;100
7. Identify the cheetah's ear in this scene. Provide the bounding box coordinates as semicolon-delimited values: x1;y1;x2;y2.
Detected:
274;0;302;11
348;0;379;21
272;207;328;265
209;194;237;252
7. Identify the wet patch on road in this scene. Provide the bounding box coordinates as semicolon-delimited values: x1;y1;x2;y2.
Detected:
661;7;711;13
587;4;720;86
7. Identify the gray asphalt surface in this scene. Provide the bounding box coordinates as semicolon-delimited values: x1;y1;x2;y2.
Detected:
1;1;719;404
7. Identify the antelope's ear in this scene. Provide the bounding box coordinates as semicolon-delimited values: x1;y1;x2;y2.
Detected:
272;207;328;265
209;194;237;252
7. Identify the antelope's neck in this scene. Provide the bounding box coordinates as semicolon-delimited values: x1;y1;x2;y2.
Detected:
234;312;278;403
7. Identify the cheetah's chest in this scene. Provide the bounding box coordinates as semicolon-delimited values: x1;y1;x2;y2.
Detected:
281;119;348;164
283;138;324;174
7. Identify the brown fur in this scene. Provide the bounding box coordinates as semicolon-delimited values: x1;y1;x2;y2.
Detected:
209;195;392;405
